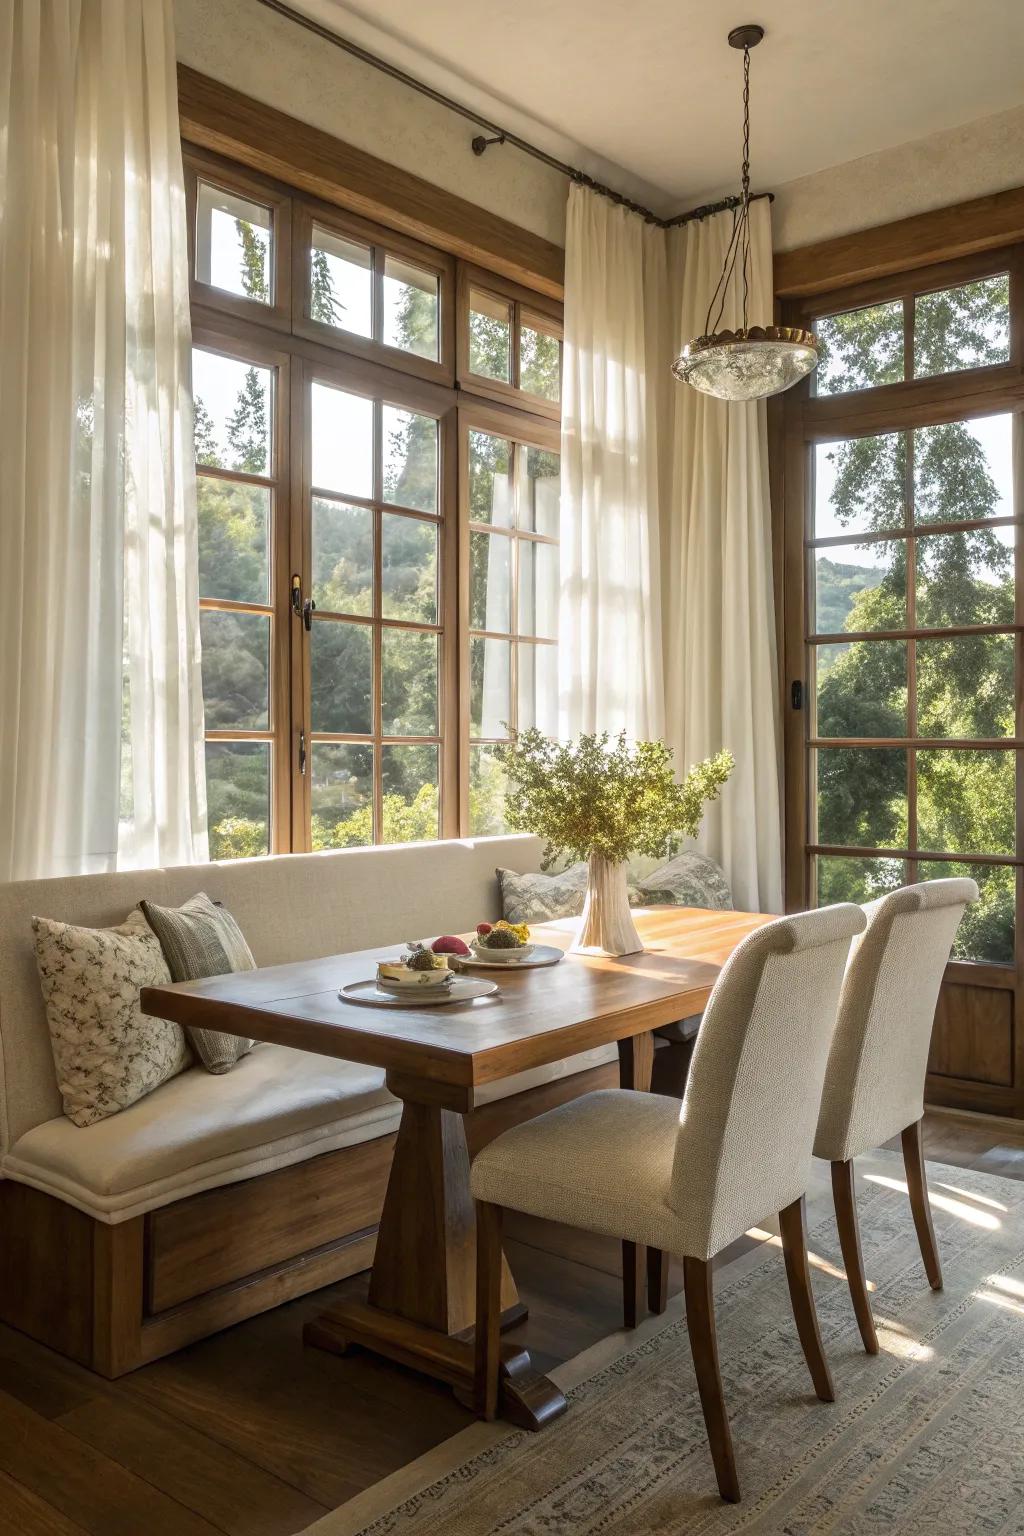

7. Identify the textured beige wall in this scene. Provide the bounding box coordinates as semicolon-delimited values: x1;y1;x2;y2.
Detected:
173;0;568;248
772;102;1024;252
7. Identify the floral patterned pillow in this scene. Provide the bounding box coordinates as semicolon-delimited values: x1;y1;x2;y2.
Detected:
32;908;192;1128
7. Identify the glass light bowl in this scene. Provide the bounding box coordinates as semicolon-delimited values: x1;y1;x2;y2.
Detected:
672;325;819;401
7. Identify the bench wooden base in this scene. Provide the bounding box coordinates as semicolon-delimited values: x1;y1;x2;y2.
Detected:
0;1061;617;1377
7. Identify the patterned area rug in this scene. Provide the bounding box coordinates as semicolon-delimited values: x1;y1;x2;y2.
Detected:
305;1151;1024;1535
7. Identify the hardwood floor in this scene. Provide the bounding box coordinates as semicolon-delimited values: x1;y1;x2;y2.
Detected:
2;1107;1023;1536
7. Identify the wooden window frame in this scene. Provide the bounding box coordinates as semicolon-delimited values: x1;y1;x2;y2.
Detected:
184;148;293;335
780;248;1024;986
458;398;561;835
292;196;456;388
457;264;563;421
192;322;294;855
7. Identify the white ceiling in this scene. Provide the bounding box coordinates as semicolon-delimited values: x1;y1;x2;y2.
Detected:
294;0;1024;214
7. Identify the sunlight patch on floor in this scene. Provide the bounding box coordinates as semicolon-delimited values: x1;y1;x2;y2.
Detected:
936;1182;1008;1213
875;1322;934;1360
864;1173;1001;1230
977;1287;1024;1319
745;1226;875;1287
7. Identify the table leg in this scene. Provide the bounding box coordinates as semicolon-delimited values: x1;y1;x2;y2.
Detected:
304;1080;566;1430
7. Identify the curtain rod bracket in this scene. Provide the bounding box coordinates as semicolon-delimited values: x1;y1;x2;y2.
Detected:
472;133;506;157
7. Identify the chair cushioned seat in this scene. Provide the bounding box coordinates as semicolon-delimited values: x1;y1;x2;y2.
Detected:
3;1041;617;1223
470;1087;686;1253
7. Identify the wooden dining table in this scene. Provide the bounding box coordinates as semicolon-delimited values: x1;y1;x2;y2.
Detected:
141;905;770;1427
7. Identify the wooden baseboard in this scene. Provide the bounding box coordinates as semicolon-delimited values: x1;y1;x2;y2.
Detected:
0;1060;618;1377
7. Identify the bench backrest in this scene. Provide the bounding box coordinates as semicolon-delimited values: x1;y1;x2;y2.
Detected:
0;835;542;1153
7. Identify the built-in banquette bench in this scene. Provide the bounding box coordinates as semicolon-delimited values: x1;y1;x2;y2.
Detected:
0;836;619;1377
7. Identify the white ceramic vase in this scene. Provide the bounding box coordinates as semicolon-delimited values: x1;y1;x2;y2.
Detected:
573;851;643;957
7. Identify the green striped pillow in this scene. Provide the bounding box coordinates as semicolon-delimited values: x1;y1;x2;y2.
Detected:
140;893;257;1074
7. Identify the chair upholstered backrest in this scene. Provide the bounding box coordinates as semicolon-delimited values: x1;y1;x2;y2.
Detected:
814;878;978;1165
669;903;866;1261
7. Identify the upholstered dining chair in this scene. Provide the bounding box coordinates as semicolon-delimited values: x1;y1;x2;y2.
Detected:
471;903;867;1503
814;877;978;1355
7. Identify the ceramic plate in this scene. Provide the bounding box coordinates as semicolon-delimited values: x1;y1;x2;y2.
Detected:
454;944;564;971
339;976;499;1008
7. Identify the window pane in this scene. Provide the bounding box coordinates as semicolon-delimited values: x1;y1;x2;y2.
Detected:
383;256;439;360
469;289;511;382
470;745;509;836
311;743;374;849
197;479;270;605
917;749;1014;856
813;433;905;539
311;382;373;499
195;183;272;304
816;854;905;906
311;620;372;734
815;640;907;737
517;446;560;536
520;314;561;400
382;514;436;623
814;542;907;635
200;611;269;730
518;540;559;638
914;274;1010;379
470;531;512;632
816;746;908;848
382;744;439;843
468;430;513;526
312;498;373;616
381;629;438;736
382;406;437;512
205;742;270;860
917;634;1014;739
913;415;1013;525
192;350;273;476
517;643;558;735
915;525;1014;628
470;637;511;736
917;859;1014;964
814;301;904;395
309;225;371;336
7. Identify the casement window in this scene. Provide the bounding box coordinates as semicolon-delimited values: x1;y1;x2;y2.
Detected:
780;246;1024;1107
184;149;563;857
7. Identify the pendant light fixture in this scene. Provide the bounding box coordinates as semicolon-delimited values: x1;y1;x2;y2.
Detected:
672;25;819;401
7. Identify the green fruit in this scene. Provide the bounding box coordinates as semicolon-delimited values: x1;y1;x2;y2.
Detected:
482;927;519;949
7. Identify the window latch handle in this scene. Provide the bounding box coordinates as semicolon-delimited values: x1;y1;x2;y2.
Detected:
291;574;302;618
302;597;316;633
298;726;307;777
791;679;804;710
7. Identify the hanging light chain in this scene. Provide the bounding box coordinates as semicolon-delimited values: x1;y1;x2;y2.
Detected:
701;40;754;339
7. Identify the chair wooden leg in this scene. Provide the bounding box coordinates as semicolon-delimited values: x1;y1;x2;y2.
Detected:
779;1196;835;1403
830;1159;879;1355
623;1240;644;1328
683;1256;740;1504
648;1248;669;1314
902;1119;942;1291
475;1201;504;1420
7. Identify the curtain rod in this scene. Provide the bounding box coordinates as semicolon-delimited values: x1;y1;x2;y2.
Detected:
254;0;773;229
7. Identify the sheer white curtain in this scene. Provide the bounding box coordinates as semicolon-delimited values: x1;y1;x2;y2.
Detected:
663;200;783;912
558;186;783;912
558;184;665;739
0;0;207;882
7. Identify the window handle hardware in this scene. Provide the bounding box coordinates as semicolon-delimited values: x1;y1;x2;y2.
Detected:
291;574;302;618
299;727;307;777
303;597;316;632
791;680;804;710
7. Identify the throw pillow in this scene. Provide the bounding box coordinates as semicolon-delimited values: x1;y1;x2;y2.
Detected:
498;863;646;924
140;893;257;1074
637;851;733;911
32;909;191;1128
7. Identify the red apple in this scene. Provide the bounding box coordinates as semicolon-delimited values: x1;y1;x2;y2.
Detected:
476;922;493;936
432;934;471;957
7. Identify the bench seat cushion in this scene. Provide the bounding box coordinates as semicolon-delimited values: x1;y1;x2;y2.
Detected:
2;1040;617;1223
